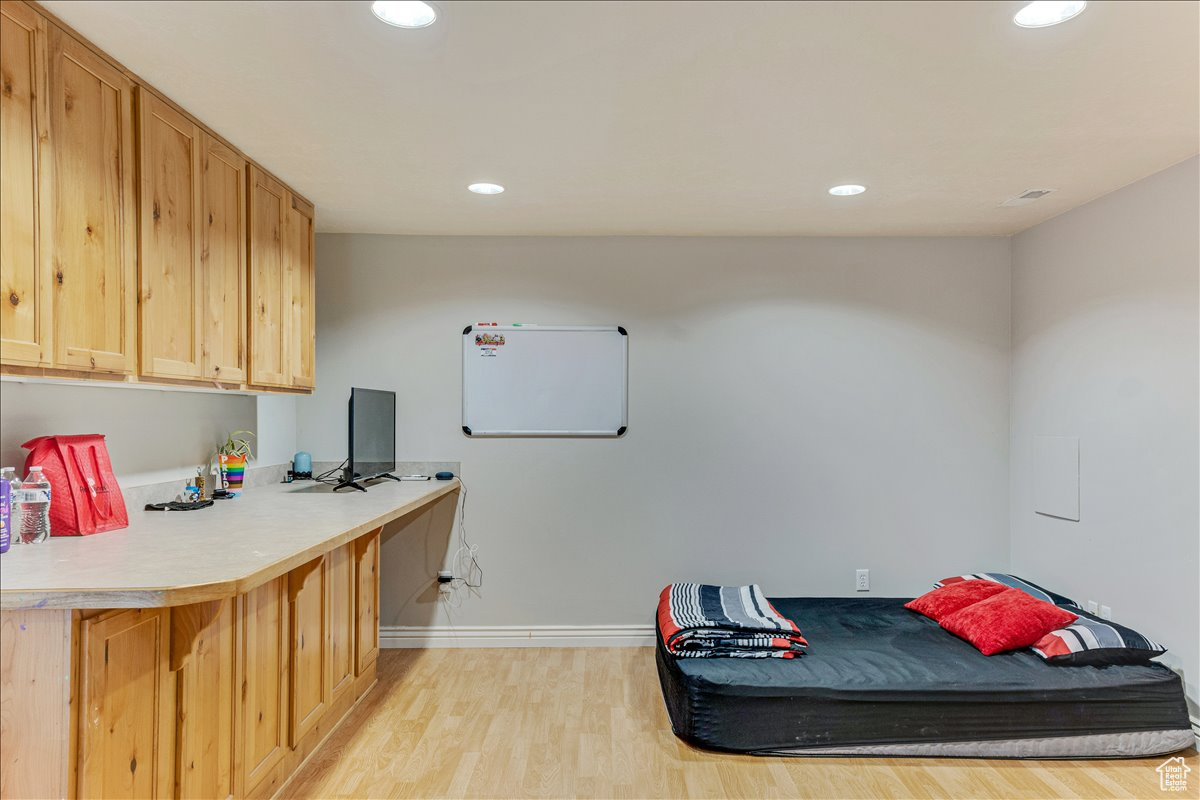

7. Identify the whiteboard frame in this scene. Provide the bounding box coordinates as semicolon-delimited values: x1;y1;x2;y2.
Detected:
462;324;629;437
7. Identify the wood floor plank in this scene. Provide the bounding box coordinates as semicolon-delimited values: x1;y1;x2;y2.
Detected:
285;648;1199;800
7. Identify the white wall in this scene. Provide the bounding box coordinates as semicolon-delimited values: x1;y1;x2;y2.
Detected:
254;394;300;469
300;235;1013;630
1010;157;1199;711
0;382;297;488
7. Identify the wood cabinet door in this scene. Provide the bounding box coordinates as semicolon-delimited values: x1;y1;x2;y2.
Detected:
354;529;381;676
238;576;289;793
77;608;173;800
200;133;246;383
172;599;235;800
247;166;288;388
0;1;51;367
44;26;136;373
288;556;328;746
138;90;203;379
326;541;356;700
284;193;315;389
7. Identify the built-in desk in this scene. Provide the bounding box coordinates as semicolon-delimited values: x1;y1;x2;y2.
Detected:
0;479;460;800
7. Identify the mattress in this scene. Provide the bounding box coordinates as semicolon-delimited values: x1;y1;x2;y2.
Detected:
656;597;1193;757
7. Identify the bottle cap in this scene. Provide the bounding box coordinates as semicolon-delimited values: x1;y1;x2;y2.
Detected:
30;466;43;471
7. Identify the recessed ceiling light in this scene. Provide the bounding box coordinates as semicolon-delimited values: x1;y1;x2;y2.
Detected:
1013;1;1087;28
468;183;505;195
371;1;437;29
828;184;866;196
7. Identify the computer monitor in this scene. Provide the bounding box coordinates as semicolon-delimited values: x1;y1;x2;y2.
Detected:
338;388;398;491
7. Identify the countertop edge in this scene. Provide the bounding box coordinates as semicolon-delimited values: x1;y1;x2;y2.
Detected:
0;480;460;611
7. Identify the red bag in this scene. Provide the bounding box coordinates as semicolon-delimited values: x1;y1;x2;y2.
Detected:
21;435;128;536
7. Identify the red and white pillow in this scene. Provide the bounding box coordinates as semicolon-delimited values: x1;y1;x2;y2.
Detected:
1031;609;1166;666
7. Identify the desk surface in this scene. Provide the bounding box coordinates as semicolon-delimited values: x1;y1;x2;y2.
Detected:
0;478;459;610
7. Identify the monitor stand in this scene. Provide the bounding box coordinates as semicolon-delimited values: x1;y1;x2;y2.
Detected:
332;472;401;492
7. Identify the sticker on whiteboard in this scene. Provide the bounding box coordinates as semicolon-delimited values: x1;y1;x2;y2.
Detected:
475;333;505;347
479;347;498;358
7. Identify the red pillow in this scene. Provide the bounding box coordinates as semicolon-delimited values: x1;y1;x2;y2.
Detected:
939;588;1078;656
904;580;1009;622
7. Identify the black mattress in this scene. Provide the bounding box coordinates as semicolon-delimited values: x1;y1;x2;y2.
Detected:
656;597;1191;753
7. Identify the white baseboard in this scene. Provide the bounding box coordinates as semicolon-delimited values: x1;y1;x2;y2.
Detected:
379;624;655;649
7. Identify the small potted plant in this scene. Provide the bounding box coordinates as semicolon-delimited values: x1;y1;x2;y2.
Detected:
214;430;254;496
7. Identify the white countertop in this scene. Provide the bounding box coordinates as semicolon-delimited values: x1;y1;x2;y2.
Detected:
0;478;460;610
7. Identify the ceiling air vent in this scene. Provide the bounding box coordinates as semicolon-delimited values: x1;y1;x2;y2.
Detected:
1001;188;1056;207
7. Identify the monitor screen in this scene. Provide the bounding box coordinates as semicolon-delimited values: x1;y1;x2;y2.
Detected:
348;388;396;481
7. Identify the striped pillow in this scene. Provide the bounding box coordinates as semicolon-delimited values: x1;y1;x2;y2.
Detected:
1031;610;1166;666
934;573;1079;609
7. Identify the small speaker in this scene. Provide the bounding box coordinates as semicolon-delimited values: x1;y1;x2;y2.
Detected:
435;471;455;481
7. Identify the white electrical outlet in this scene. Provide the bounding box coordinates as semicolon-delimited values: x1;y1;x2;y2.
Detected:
855;569;870;592
1099;605;1113;621
1086;600;1099;615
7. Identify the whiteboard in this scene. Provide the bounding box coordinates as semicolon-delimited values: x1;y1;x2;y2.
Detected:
462;324;628;437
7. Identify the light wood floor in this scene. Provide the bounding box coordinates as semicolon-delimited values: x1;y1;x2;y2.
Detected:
286;648;1198;800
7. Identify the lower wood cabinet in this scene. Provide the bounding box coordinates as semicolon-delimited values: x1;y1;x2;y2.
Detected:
327;542;356;700
355;530;381;675
288;556;327;747
0;527;384;800
237;575;289;795
77;608;173;800
172;599;235;800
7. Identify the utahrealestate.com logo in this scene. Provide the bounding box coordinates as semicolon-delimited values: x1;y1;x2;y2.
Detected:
1157;756;1191;792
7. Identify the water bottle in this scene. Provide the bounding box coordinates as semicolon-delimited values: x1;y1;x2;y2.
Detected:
0;467;20;546
17;466;51;544
0;474;11;554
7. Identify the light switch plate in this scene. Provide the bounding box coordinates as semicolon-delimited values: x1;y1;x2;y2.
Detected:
1099;605;1113;621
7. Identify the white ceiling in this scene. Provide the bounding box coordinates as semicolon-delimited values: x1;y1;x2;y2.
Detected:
41;0;1199;236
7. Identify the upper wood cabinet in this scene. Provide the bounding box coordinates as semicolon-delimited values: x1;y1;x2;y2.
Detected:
248;166;289;388
44;23;137;374
0;2;313;392
0;1;51;367
138;89;203;379
249;166;315;390
285;194;315;389
200;133;247;383
138;89;252;384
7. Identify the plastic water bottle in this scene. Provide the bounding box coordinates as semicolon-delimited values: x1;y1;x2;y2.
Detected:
0;473;11;554
1;467;20;546
16;466;51;544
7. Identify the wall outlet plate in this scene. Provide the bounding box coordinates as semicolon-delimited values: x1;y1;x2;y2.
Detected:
1086;600;1099;615
1099;605;1113;621
855;569;870;592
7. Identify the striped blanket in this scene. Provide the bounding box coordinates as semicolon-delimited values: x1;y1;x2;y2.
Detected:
657;583;808;658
